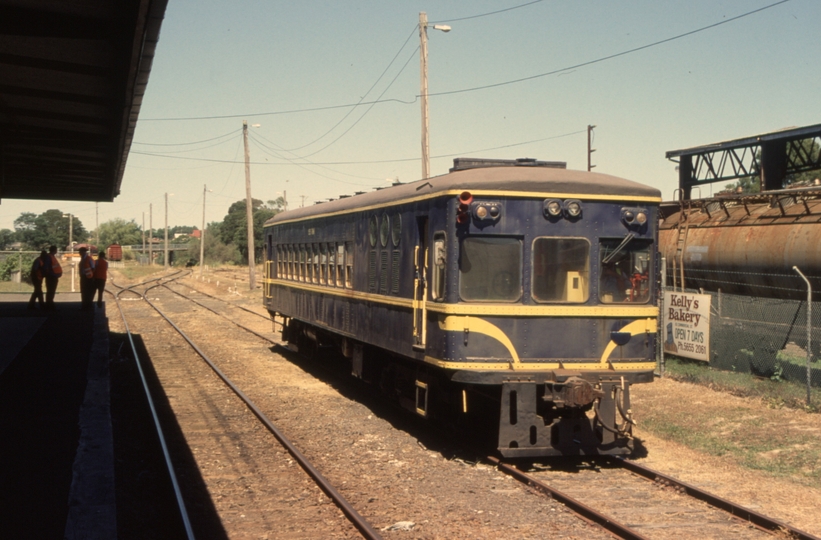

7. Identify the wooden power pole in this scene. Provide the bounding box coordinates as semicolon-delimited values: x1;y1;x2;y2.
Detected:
243;120;256;290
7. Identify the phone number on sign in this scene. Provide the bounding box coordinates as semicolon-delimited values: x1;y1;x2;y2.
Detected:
677;342;706;355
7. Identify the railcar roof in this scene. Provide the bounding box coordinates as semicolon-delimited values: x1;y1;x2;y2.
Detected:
266;166;661;226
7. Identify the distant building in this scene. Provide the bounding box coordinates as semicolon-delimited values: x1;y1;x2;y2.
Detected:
190;230;201;239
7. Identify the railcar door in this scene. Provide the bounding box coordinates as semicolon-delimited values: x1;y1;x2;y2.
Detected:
413;217;428;350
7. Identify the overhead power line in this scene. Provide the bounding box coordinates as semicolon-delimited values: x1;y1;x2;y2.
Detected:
138;0;789;122
427;0;791;97
431;0;544;23
131;128;585;166
133;128;241;146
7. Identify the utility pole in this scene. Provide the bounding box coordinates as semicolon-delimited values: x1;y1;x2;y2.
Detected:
149;203;153;265
142;212;146;265
420;11;430;180
200;184;208;277
243;120;256;290
587;124;596;172
419;12;451;180
164;192;169;269
299;194;307;208
283;190;287;211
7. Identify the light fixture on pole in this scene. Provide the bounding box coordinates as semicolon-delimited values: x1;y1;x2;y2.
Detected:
62;213;75;292
419;12;451;180
200;184;212;277
164;193;173;269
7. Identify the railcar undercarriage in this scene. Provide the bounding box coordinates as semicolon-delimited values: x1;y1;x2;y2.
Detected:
279;316;646;458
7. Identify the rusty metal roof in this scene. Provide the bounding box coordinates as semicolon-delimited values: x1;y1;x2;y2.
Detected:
0;0;169;202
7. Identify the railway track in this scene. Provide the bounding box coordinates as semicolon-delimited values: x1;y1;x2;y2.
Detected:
490;456;820;540
108;273;820;539
110;273;381;539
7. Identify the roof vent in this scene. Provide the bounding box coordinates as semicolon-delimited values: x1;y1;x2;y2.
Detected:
449;157;567;172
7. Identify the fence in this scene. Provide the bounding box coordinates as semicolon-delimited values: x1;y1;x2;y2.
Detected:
663;268;821;392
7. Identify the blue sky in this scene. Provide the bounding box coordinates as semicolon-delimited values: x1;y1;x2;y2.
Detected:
2;0;819;233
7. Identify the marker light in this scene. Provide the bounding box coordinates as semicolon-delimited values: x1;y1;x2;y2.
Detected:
635;212;647;225
475;206;488;219
544;199;562;217
565;200;582;218
457;191;473;224
623;211;635;223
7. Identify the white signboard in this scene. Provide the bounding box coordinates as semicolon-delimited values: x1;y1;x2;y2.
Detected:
663;292;711;362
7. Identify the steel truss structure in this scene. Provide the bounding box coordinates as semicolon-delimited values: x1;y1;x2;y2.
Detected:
666;124;821;200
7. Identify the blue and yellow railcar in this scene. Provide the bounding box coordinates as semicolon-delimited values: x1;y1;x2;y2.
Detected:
263;158;660;457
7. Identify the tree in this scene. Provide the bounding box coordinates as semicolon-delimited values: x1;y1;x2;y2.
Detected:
13;209;87;250
97;218;143;247
13;212;38;247
218;199;277;262
0;229;14;250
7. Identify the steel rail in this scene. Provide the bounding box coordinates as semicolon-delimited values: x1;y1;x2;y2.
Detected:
487;456;648;540
108;279;196;540
179;282;271;320
141;281;383;540
612;457;821;540
159;283;279;345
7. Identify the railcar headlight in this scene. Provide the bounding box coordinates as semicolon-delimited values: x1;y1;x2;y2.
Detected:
564;200;582;218
621;207;649;230
475;206;488;219
544;199;562;217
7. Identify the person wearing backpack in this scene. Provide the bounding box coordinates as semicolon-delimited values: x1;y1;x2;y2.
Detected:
28;250;49;310
78;247;96;311
43;245;63;311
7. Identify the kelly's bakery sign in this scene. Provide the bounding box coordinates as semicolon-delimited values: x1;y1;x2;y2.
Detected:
663;292;711;362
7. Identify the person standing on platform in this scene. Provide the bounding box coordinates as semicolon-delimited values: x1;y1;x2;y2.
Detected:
93;251;108;308
78;247;96;311
27;250;48;310
43;245;63;311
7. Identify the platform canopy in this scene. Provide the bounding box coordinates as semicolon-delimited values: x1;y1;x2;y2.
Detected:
0;0;168;203
666;123;821;200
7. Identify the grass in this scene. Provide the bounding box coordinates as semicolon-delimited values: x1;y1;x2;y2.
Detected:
662;356;821;413
640;406;821;482
641;357;821;483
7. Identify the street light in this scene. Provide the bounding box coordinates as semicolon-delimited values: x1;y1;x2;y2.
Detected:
164;193;174;268
419;12;451;180
62;213;73;253
62;213;75;292
200;185;212;277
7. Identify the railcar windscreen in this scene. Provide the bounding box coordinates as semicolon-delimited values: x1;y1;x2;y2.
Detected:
532;238;590;302
459;237;522;301
599;239;652;303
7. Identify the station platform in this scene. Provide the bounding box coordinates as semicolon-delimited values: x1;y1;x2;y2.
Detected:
0;293;115;539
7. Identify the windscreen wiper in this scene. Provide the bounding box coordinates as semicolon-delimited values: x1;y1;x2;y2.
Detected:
602;232;635;264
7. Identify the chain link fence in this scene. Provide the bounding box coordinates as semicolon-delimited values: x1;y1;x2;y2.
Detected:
663;268;821;390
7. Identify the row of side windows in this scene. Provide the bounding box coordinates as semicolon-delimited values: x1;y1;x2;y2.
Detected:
275;241;353;289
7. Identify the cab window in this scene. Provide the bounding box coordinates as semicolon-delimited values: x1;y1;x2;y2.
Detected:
599;238;652;303
532;238;590;302
459;237;522;302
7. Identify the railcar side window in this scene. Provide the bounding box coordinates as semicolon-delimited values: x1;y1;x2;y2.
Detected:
300;245;306;281
345;241;353;288
320;243;327;285
459;237;522;302
599;239;652;303
328;244;336;286
337;244;345;287
312;244;320;284
532;238;590;303
431;233;446;301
